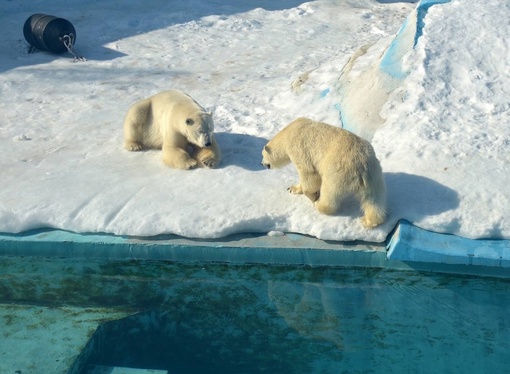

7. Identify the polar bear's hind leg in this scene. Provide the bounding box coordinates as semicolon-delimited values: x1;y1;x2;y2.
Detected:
314;179;344;215
360;198;386;228
124;118;145;151
359;167;386;228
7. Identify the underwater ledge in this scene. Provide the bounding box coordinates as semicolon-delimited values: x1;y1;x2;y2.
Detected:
0;220;509;278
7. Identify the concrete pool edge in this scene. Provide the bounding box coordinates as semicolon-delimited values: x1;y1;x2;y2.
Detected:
387;220;510;278
0;220;509;278
0;227;386;267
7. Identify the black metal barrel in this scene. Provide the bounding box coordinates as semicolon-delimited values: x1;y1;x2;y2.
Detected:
23;14;76;54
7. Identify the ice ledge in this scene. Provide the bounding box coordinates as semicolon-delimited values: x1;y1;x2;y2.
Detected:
0;228;386;268
1;221;509;278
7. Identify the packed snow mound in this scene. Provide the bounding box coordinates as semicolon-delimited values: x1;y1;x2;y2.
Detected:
0;0;509;242
373;0;510;239
336;0;451;140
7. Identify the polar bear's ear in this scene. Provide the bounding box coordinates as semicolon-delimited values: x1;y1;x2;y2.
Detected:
264;145;271;154
185;118;194;126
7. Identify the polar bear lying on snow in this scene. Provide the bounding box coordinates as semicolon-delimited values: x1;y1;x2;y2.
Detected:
124;89;221;169
261;117;386;228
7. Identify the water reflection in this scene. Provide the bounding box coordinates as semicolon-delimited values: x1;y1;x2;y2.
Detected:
64;265;510;374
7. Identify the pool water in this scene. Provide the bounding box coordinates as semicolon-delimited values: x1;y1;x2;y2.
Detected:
1;256;509;373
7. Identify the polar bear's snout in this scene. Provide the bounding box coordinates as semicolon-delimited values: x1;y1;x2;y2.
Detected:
198;133;212;148
261;145;272;169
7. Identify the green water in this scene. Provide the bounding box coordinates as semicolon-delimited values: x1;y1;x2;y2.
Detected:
1;257;509;373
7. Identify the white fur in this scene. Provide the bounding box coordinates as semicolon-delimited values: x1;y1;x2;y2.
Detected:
124;89;221;169
262;117;386;228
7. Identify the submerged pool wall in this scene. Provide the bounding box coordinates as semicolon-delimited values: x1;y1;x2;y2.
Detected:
2;240;510;374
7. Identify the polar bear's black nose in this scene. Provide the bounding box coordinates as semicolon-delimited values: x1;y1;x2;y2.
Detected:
204;141;212;147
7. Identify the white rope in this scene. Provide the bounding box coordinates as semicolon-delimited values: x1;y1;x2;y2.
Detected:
60;33;86;62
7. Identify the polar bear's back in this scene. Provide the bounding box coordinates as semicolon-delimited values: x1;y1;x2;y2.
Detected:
124;89;205;148
283;117;374;162
148;89;204;122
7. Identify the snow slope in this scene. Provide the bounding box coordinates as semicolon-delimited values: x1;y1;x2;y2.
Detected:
373;0;510;240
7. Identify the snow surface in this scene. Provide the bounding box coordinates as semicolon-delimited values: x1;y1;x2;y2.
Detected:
0;0;508;242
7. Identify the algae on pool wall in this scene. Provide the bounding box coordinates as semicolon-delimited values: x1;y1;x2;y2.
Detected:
1;256;510;374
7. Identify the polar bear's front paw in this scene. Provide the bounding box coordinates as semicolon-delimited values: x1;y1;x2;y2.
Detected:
201;155;218;169
287;184;303;194
183;158;198;169
192;147;220;169
125;141;143;151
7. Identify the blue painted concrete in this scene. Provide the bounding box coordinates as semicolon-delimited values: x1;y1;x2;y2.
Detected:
320;88;330;97
378;15;413;79
415;0;451;46
379;0;451;79
388;220;510;268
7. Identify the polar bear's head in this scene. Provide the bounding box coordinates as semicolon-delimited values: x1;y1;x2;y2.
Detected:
261;143;290;169
184;112;215;148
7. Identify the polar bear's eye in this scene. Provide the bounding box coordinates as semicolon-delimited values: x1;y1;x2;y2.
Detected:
185;118;194;126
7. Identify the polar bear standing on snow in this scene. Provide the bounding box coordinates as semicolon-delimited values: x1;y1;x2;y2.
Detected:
261;117;386;228
124;90;221;169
